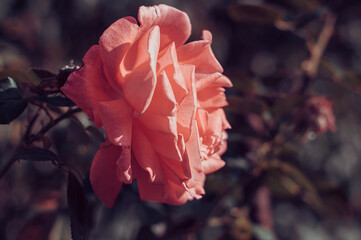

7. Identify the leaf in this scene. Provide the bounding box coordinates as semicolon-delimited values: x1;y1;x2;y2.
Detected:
37;94;75;107
29;68;57;80
252;224;277;240
264;160;323;211
15;147;59;162
229;3;286;25
0;77;27;124
67;171;90;240
0;69;41;86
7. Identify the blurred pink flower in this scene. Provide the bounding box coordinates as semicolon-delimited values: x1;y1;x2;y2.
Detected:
61;4;232;207
295;96;336;138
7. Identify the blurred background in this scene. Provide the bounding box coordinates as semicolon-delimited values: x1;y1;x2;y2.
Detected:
1;0;361;239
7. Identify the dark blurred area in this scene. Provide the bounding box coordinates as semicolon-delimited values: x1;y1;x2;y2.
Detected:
1;0;361;239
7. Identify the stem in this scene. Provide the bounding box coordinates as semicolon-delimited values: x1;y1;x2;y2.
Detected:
303;13;337;78
0;156;17;180
28;107;81;143
0;107;82;180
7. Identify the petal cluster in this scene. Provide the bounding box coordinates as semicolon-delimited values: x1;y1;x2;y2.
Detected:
61;4;232;207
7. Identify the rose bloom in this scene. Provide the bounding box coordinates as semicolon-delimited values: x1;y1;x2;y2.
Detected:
61;4;232;207
295;96;336;139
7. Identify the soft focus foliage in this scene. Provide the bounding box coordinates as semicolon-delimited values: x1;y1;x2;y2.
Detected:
0;0;361;240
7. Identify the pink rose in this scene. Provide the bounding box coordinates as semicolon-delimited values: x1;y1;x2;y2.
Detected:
295;96;336;138
61;4;232;206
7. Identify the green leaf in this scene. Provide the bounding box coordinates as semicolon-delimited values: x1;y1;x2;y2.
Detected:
229;3;286;25
37;94;75;107
264;160;323;211
67;171;90;240
29;68;57;80
0;77;27;124
15;147;59;162
252;224;277;240
0;69;41;86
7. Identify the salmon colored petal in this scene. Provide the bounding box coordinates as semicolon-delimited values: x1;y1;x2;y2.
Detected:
90;142;123;207
185;121;204;183
177;33;223;74
157;43;188;103
138;4;191;50
61;45;117;127
201;30;212;41
123;26;160;114
149;160;193;204
99;17;140;90
202;154;225;174
195;73;233;91
202;133;227;174
136;170;192;205
197;87;228;110
143;128;182;161
138;71;182;161
98;99;133;183
207;108;226;139
196;108;209;136
132;124;163;183
177;64;197;141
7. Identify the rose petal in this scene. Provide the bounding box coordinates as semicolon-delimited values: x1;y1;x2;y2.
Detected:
197;87;228;110
98;99;134;183
157;43;188;103
138;4;191;50
202;154;225;174
177;32;223;74
177;64;197;141
99;17;140;90
185;121;204;184
90;142;123;207
134;158;193;205
123;26;160;114
61;45;117;127
132;126;164;183
195;73;233;91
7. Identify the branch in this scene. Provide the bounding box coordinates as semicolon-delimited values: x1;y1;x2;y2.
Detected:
302;13;337;78
28;107;81;143
0;107;82;180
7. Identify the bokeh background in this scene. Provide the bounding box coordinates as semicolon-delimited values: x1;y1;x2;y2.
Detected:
1;0;361;239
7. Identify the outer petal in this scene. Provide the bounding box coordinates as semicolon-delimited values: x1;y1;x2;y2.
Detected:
99;17;140;90
177;31;223;74
157;43;188;103
98;99;133;183
61;45;117;127
132;125;164;183
197;87;228;110
195;73;233;91
202;154;225;174
138;4;191;50
184;121;205;196
134;158;193;205
139;71;182;161
122;26;160;114
177;64;197;141
90;142;123;208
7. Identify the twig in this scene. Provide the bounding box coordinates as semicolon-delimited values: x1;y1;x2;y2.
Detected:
0;107;82;180
24;106;42;141
28;107;81;143
302;13;337;78
0;156;18;180
29;101;54;122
